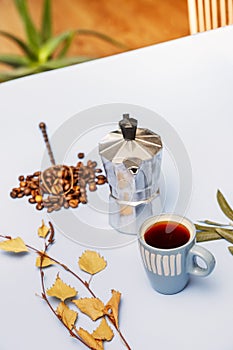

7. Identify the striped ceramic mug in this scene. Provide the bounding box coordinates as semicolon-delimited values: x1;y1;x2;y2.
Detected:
138;214;216;294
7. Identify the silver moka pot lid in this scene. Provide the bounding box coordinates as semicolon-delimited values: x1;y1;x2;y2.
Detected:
99;114;162;164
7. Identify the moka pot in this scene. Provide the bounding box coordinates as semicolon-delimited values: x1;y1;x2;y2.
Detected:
99;114;163;234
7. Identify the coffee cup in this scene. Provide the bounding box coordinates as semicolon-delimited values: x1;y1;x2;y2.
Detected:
138;214;216;294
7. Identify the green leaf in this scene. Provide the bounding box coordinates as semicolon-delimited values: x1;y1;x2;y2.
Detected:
40;56;93;70
199;220;226;226
196;231;222;242
14;0;41;53
41;0;52;43
57;32;76;58
195;223;221;231
38;30;76;63
0;31;36;59
76;29;127;49
216;228;233;244
228;246;233;255
0;66;39;82
217;189;233;221
0;54;30;67
195;224;211;231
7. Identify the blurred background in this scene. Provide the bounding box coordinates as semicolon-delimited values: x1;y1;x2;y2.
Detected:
0;0;189;58
0;0;189;79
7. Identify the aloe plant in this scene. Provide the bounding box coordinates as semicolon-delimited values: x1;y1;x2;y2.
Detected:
0;0;125;82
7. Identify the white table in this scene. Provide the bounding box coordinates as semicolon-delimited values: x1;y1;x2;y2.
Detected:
1;26;233;350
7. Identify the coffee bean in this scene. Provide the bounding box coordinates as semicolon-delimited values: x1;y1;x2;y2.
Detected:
78;152;84;159
31;190;36;197
24;188;31;196
10;191;17;198
65;194;73;201
51;184;62;195
17;192;24;198
36;203;44;210
64;183;70;192
30;183;38;190
29;197;36;204
13;187;20;193
53;178;59;185
97;178;106;185
11;154;106;212
89;183;97;191
97;175;106;180
80;196;87;204
33;171;41;177
53;203;61;211
90;161;97;168
69;199;79;208
35;195;43;203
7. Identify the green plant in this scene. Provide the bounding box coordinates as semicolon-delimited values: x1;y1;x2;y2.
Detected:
0;0;125;82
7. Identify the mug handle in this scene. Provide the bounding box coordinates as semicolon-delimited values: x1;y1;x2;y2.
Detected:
186;245;216;277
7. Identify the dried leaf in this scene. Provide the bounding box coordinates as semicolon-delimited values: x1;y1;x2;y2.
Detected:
228;246;233;255
92;318;114;341
35;253;54;268
217;190;233;221
38;220;50;238
47;274;77;301
196;231;222;242
77;328;103;350
216;228;233;244
104;290;121;329
72;298;104;321
56;301;77;330
78;250;107;275
0;237;28;253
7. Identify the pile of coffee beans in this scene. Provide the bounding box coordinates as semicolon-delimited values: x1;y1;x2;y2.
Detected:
10;153;107;213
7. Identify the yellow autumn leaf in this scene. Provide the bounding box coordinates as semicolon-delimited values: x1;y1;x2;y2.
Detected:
46;274;77;301
104;290;121;329
56;301;78;330
0;237;28;253
92;318;114;341
35;253;54;268
77;328;103;350
72;297;105;321
78;250;107;275
38;220;50;238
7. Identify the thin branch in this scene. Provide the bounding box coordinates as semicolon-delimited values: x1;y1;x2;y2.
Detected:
0;232;131;349
39;237;94;350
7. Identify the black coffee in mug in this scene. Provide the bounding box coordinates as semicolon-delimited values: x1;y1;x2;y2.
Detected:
144;221;190;249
